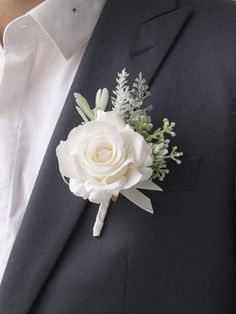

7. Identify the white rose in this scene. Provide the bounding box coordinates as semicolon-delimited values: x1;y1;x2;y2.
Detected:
56;110;153;204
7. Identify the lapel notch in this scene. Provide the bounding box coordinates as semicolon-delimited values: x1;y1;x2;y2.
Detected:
128;0;191;84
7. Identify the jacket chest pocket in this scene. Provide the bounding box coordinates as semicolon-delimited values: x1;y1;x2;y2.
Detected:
156;156;202;192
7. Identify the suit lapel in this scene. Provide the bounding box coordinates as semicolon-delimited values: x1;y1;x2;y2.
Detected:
0;0;190;312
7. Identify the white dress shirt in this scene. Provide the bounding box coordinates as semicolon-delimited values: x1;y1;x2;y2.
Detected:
0;0;106;284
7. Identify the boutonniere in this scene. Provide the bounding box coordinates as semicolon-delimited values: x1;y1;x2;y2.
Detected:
56;69;183;237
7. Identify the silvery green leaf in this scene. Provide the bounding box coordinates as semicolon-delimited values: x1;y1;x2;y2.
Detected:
75;106;89;122
95;89;102;107
74;93;94;120
95;88;109;111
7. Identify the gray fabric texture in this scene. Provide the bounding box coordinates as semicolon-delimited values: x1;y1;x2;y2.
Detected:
0;0;236;313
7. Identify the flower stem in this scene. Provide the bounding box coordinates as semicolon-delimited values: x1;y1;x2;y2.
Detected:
93;200;111;237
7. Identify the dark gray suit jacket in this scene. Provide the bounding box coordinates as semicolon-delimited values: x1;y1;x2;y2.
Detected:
1;0;236;313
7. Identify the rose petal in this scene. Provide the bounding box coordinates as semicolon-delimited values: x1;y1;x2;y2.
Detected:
122;168;143;190
69;178;90;199
56;141;80;178
121;125;152;166
96;110;126;129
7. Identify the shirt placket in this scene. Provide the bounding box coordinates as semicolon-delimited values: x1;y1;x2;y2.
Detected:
0;17;35;282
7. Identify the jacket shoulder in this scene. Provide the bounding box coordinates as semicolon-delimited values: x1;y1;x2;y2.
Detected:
178;0;236;20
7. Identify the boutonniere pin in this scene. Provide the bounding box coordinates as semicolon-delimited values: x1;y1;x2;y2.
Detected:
56;69;183;236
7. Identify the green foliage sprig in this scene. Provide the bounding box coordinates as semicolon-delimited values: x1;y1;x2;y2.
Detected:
111;69;183;181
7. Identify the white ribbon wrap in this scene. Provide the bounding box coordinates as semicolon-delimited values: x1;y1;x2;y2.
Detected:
93;199;111;237
93;180;162;237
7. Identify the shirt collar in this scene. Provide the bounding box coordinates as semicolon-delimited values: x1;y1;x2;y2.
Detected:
27;0;106;60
